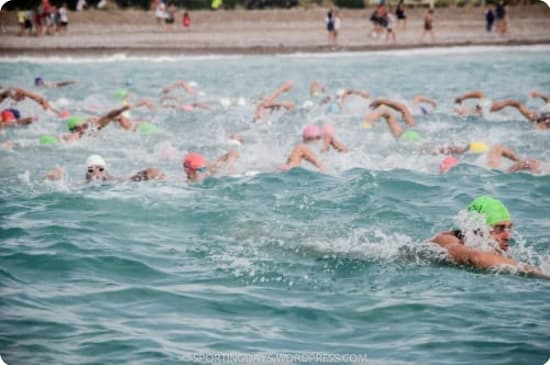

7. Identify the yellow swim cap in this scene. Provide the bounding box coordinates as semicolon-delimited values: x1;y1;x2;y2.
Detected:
361;121;373;129
469;141;489;154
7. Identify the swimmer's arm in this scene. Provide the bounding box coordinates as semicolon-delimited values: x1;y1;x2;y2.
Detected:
47;80;77;88
15;116;37;126
95;105;130;130
438;145;469;155
330;137;349;153
264;80;293;104
45;166;65;181
370;98;407;113
454;91;485;104
301;146;326;172
15;88;52;110
162;80;195;95
528;91;549;103
132;99;157;110
413;95;437;108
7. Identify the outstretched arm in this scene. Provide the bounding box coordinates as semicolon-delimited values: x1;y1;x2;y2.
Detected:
487;144;521;169
340;89;370;106
490;99;537;122
528;91;550;103
264;80;293;105
162;80;196;96
11;88;53;110
95;105;131;130
370;98;415;126
454;91;485;104
412;95;437;109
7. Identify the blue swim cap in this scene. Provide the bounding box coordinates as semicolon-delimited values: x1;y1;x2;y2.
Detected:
327;102;341;114
8;108;21;119
34;77;44;86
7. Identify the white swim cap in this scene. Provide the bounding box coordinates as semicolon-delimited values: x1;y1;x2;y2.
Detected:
336;89;346;97
86;154;106;168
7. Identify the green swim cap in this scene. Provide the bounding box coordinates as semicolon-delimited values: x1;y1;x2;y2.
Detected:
401;130;421;142
116;89;129;99
138;122;159;135
468;196;511;226
67;116;85;130
40;135;58;145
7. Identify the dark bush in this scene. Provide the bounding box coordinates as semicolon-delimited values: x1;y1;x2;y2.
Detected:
333;0;364;8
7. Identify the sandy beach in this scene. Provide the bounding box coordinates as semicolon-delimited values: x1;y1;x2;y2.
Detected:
1;5;550;55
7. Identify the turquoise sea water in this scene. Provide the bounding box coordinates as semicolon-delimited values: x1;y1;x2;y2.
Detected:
1;47;549;365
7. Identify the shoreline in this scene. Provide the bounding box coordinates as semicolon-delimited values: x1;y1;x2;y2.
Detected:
2;39;550;57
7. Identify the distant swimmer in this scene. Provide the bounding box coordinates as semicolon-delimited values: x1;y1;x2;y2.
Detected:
183;149;240;183
46;154;164;183
453;90;496;117
368;98;417;126
34;77;77;89
362;102;421;142
253;80;295;122
0;87;55;112
429;196;549;279
438;143;543;174
338;89;371;109
309;81;326;98
162;80;197;97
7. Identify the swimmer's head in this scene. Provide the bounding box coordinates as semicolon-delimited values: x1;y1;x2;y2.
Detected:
1;109;15;123
321;123;334;138
183;152;208;181
34;77;44;86
302;124;322;142
469;141;489;154
116;89;129;100
468;195;512;251
336;89;346;97
85;154;108;182
439;156;459;174
39;135;58;145
67;116;85;132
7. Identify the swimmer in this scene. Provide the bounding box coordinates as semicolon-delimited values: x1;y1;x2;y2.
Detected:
183;149;240;183
162;80;197;97
61;102;150;143
429;196;549;279
46;154;164;183
362;109;417;141
489;99;550;130
0;87;54;111
254;80;295;122
369;98;417;126
339;89;370;106
1;108;38;128
160;94;211;111
438;143;543;174
34;77;77;89
411;95;437;115
454;91;495;117
310;81;326;97
279;125;326;172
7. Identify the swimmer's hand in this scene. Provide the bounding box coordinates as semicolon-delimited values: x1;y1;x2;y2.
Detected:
45;166;65;181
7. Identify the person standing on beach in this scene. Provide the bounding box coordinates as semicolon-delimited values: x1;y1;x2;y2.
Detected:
395;0;407;31
59;3;69;34
485;5;495;32
165;2;176;31
495;1;508;35
182;12;191;31
325;9;335;47
385;8;396;43
333;11;342;49
419;9;435;43
154;0;166;30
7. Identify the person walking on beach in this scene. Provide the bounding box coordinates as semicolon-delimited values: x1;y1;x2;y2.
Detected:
419;9;435;43
325;8;335;47
485;5;495;32
182;12;191;31
429;196;549;279
395;0;407;31
385;8;396;43
59;3;68;34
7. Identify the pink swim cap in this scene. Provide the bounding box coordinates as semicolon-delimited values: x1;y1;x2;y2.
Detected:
183;152;206;170
302;124;321;140
1;109;15;123
321;123;334;137
182;104;195;112
440;156;459;174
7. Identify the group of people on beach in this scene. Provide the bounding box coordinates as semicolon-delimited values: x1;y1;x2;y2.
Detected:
1;77;549;279
14;0;69;37
153;0;191;32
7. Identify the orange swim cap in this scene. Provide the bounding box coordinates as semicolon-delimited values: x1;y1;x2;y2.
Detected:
183;153;206;170
1;109;15;123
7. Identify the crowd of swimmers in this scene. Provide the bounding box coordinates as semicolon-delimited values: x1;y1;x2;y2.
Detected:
1;78;549;279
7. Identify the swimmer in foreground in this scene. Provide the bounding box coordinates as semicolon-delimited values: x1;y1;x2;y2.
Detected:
362;108;419;141
253;80;295;122
279;125;328;172
34;77;77;89
183;149;240;183
429;196;549;279
320;123;349;153
46;154;164;183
